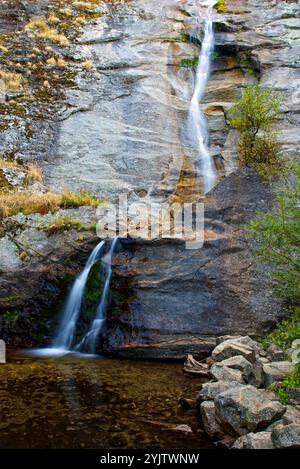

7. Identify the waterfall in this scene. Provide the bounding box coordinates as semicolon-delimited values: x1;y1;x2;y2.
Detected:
75;237;119;354
53;240;106;351
188;0;216;194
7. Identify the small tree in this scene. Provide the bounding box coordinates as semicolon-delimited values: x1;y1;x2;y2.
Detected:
248;164;300;303
230;84;285;181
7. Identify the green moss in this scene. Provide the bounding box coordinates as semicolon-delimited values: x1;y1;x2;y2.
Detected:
215;0;227;14
276;367;300;404
180;57;199;68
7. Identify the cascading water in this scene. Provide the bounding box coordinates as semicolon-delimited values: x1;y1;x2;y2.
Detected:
75;237;119;354
53;240;106;351
188;0;217;194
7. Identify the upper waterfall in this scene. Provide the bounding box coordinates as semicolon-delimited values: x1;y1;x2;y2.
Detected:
188;0;217;194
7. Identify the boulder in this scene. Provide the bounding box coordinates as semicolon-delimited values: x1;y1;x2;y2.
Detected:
267;405;300;431
198;380;241;403
210;363;245;384
286;387;300;405
211;337;260;363
232;432;274;449
267;344;287;362
215;385;286;436
200;401;225;441
263;362;294;387
217;355;253;382
272;424;300;449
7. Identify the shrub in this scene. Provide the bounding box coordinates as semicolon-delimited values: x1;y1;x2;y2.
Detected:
248;164;300;303
230;84;284;181
262;307;300;350
215;0;227;13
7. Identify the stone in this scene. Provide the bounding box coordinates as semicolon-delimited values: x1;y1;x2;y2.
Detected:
211;337;257;363
217;355;253;382
0;339;5;364
263;362;294;387
210;363;245;384
200;401;225;441
0;237;22;272
267;405;300;431
232;432;274;449
215;385;286;436
198;380;241;403
267;344;287;362
272;424;300;449
286;388;300;405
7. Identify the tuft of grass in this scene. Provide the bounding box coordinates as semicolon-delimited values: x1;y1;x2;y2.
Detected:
73;1;97;12
0;159;20;170
60;190;102;209
276;366;300;404
0;188;103;218
42;216;86;235
25;19;69;47
23;164;43;186
0;69;26;92
82;60;93;71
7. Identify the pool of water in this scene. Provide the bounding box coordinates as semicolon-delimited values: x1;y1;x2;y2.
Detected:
0;349;212;449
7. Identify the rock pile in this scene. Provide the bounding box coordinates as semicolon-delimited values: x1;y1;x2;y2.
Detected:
193;336;300;449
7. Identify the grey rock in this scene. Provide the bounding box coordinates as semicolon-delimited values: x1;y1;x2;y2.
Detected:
198;380;242;403
0;237;22;272
215;385;286;436
263;362;294;387
232;432;274;449
210;363;245;384
211;337;258;363
272;424;300;449
267;405;300;431
218;355;253;381
0;339;5;364
200;401;225;441
267;344;287;362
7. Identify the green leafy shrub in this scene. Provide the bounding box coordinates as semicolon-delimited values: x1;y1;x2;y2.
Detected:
230;84;285;181
215;0;227;13
276;368;300;404
248;164;300;303
262;307;300;350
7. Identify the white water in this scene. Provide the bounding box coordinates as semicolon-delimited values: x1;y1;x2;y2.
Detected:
75;237;119;354
188;0;217;194
53;240;106;351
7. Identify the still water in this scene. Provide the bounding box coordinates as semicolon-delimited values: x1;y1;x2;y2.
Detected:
0;350;212;449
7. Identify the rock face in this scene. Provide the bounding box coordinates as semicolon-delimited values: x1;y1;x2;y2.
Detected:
214;385;286;436
0;0;299;354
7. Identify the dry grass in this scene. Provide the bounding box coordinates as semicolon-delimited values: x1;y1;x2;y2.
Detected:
0;69;26;92
0;188;103;218
73;2;98;12
23;165;43;186
0;159;20;170
82;60;93;71
25;19;69;47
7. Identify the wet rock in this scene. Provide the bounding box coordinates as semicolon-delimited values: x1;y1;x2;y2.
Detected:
271;424;300;449
232;432;274;450
200;401;225;441
215;385;286;436
198;380;241;403
210;363;245;384
263;362;294;387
